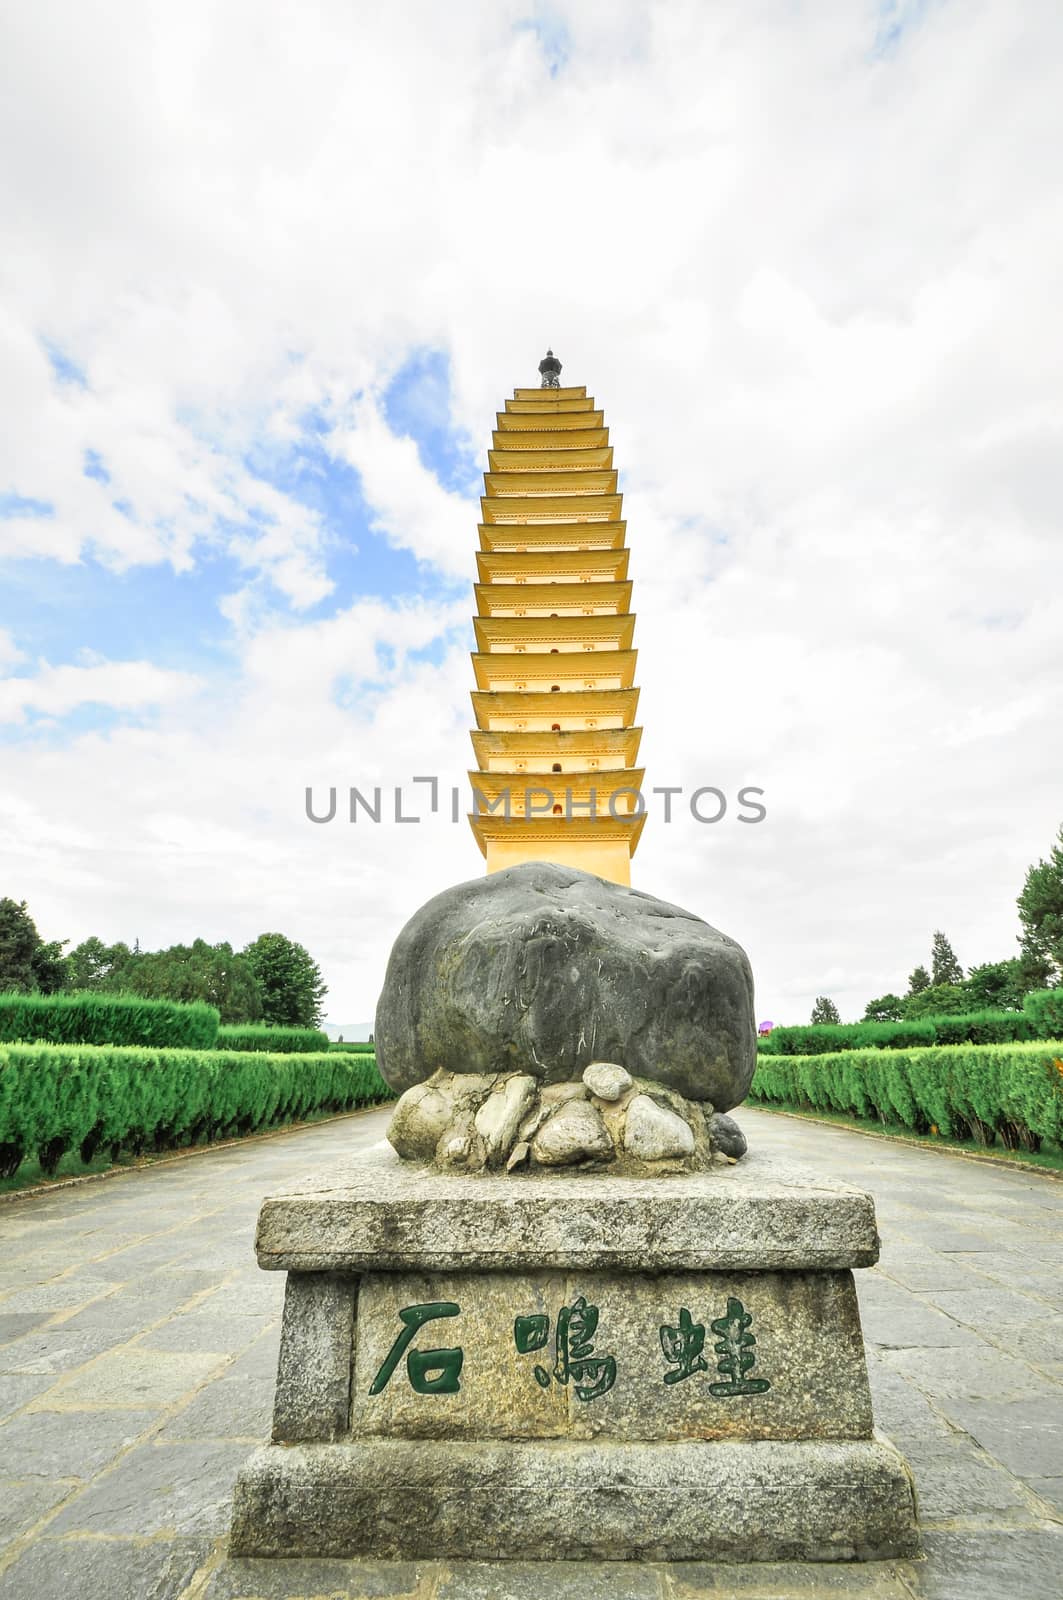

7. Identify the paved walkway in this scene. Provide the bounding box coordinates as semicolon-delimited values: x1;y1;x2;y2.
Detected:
0;1107;1060;1600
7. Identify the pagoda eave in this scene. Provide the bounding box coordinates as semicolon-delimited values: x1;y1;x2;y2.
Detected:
492;426;610;453
472;614;636;650
480;494;622;526
512;385;588;401
475;549;630;583
469;767;647;803
478;521;627;553
504;396;594;415
484;469;618;499
495;409;605;433
471;652;637;692
468;811;647;859
487;446;614;474
473;580;632;616
470;686;639;725
470;726;644;766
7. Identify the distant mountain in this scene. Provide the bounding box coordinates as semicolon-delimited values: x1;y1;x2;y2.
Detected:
321;1021;372;1042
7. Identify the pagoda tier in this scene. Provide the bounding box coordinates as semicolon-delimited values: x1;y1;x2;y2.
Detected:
475;549;629;583
478;520;627;553
470;687;639;732
473;580;633;616
473;614;636;652
471;727;643;770
469;768;646;814
468;360;645;886
471;650;637;692
495;409;606;431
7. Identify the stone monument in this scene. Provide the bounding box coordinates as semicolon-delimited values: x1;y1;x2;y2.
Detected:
230;864;919;1562
230;361;918;1563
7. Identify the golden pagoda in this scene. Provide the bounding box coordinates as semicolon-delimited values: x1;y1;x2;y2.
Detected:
468;350;645;886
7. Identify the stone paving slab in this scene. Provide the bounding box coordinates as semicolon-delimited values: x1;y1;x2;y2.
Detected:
0;1106;1060;1599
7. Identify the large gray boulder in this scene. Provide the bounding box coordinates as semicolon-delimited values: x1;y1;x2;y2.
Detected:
374;863;755;1109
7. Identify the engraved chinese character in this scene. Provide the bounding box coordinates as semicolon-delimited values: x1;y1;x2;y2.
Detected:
659;1306;708;1385
513;1295;616;1401
708;1296;770;1397
369;1301;463;1396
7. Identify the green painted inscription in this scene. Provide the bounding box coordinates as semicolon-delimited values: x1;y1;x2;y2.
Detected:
660;1296;771;1395
708;1296;771;1396
659;1306;709;1385
513;1295;616;1402
369;1301;464;1396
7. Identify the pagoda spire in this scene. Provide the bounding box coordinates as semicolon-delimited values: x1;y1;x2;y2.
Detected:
467;364;645;885
538;348;562;388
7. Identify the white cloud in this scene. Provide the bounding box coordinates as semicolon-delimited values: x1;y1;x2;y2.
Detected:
1;0;1062;1022
326;396;473;579
0;659;203;724
0;631;24;669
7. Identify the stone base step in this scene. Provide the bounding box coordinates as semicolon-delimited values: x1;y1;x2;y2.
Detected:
230;1433;920;1563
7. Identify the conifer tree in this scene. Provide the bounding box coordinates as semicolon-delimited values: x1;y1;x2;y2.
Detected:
931;931;963;987
1018;824;1063;982
810;995;841;1025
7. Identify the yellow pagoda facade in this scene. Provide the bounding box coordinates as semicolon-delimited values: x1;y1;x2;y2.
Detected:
468;351;645;886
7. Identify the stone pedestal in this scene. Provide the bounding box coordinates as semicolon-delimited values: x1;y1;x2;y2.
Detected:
230;1148;920;1563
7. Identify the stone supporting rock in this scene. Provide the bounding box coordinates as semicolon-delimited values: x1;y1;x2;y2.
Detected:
231;1146;920;1563
386;1064;735;1177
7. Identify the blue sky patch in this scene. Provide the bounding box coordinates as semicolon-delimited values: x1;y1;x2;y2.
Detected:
382;349;480;497
515;8;571;77
43;341;88;388
0;492;54;519
83;449;110;484
872;0;931;57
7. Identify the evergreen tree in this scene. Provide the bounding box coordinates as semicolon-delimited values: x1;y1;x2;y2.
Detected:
31;939;69;994
0;898;45;992
907;964;931;996
120;939;263;1023
810;995;841;1025
963;958;1037;1012
863;993;905;1022
243;933;327;1027
1017;824;1063;982
903;982;968;1019
64;936;135;991
931;931;963;987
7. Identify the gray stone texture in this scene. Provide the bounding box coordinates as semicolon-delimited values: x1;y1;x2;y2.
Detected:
583;1061;634;1100
235;1151;907;1560
386;1069;729;1176
0;1536;212;1600
253;1145;881;1273
710;1111;748;1160
2;1103;1062;1595
270;1270;354;1442
531;1096;614;1166
229;1435;918;1561
373;862;756;1107
623;1094;696;1161
348;1267;872;1443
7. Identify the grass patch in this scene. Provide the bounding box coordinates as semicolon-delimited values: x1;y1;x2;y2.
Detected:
754;1099;1063;1175
0;1101;385;1198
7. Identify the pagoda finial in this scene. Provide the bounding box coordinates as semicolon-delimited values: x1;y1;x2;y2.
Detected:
538;348;562;389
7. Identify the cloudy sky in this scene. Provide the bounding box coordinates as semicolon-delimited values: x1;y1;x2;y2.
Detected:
2;0;1061;1029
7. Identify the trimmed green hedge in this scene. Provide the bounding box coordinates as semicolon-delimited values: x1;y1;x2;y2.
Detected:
1023;989;1063;1038
0;1044;391;1179
329;1040;376;1053
749;1041;1063;1153
0;991;219;1051
215;1025;331;1054
756;1005;1057;1056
